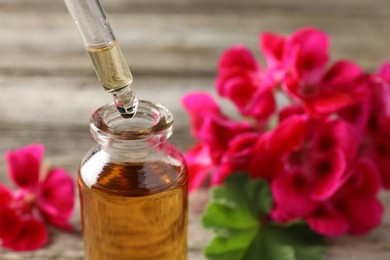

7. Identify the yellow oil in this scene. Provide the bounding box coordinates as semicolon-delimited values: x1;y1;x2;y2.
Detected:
86;41;133;92
78;161;188;260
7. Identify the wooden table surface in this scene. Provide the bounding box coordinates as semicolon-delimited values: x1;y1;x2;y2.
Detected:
1;0;390;259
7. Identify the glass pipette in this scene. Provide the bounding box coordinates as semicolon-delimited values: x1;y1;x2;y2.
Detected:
64;0;138;118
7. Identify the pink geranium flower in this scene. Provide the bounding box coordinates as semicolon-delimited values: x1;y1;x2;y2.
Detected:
340;62;390;188
0;144;74;251
261;27;368;116
249;114;308;181
183;27;387;238
211;132;259;186
271;118;357;221
182;92;255;191
216;45;276;124
308;159;383;236
271;169;319;222
364;63;390;188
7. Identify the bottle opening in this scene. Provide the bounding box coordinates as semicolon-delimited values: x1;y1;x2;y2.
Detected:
91;100;174;140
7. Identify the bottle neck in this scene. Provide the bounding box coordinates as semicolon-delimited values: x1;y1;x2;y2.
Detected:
89;101;174;161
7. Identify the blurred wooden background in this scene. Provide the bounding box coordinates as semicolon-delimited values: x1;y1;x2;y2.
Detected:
1;0;390;259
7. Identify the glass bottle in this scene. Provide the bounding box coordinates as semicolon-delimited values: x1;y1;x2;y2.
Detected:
78;100;188;260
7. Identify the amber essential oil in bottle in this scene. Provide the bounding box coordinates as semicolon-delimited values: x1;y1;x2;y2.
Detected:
79;161;187;260
78;102;188;260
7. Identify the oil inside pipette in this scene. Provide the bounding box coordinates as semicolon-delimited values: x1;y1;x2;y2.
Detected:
87;40;138;118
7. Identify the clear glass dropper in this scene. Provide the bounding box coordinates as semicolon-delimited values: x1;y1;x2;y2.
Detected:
64;0;138;118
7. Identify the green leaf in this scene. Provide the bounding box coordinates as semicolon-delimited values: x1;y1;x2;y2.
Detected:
201;173;326;260
204;230;257;260
202;203;258;232
252;223;325;260
246;231;296;260
245;178;272;217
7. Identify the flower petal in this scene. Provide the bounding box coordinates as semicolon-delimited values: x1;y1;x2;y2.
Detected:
2;217;48;251
248;153;282;181
367;136;390;189
271;171;318;222
0;184;14;206
243;89;276;122
197;113;252;162
37;168;75;231
181;92;221;138
338;101;370;138
184;144;213;192
368;81;390;135
258;114;308;155
377;62;390;81
339;159;381;197
288;27;329;78
339;197;383;235
215;69;258;110
310;149;347;200
304;61;368;115
305;91;356;115
5;144;44;190
210;163;233;187
278;105;305;122
310;118;359;158
321;60;363;89
218;45;258;72
0;207;22;242
260;32;285;68
307;204;349;237
222;133;258;167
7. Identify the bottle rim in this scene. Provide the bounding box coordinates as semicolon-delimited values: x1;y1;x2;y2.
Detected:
90;100;174;140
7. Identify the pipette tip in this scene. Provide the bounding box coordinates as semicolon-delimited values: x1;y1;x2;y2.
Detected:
113;86;139;119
